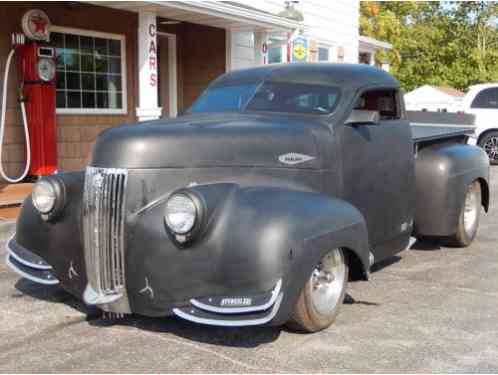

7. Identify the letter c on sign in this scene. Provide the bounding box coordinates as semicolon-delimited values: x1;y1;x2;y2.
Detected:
149;23;156;37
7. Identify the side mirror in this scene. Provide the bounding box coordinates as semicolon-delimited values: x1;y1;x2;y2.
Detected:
345;110;380;126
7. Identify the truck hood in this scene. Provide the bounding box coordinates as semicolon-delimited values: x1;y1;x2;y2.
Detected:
90;113;324;169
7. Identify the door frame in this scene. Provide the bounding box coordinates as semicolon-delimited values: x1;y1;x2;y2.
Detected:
157;31;178;117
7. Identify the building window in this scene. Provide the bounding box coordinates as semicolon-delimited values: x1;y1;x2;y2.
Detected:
266;36;288;64
318;46;330;62
51;26;127;115
359;52;373;65
268;45;283;64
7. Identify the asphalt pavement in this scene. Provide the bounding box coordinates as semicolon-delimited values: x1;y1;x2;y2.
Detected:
0;170;497;372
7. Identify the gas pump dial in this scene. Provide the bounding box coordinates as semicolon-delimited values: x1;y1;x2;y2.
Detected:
37;56;56;82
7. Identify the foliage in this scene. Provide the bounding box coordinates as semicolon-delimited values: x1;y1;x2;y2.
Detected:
360;1;498;91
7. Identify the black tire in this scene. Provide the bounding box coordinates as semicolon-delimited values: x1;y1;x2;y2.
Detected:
447;181;481;247
287;249;349;333
478;131;498;165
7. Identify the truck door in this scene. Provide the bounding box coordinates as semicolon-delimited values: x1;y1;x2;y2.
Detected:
340;88;415;260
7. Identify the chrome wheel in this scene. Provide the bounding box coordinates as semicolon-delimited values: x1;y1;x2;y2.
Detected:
483;136;498;161
309;249;346;316
463;185;480;238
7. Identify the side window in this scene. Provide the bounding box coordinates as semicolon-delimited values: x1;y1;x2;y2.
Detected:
286;92;338;112
471;88;498;109
354;89;400;120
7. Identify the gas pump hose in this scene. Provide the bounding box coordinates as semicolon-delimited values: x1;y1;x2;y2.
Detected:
0;49;31;183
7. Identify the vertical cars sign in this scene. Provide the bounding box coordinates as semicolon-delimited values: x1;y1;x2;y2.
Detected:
137;12;161;120
148;22;157;87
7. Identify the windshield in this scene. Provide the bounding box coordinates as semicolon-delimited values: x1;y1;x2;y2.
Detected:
188;82;341;115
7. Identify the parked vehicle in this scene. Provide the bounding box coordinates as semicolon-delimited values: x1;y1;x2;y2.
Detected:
460;83;498;164
6;64;490;333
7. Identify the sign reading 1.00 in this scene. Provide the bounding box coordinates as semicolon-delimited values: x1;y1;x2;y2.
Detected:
292;37;308;62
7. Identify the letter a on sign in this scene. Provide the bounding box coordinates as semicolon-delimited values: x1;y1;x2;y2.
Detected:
149;40;156;56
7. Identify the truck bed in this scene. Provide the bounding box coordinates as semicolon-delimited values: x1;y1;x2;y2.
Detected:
407;110;475;143
411;124;474;143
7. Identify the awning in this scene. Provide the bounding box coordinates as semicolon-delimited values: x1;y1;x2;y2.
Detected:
88;1;303;32
359;35;392;51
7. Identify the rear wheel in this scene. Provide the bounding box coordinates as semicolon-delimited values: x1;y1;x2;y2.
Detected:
287;248;348;333
479;131;498;165
447;181;481;247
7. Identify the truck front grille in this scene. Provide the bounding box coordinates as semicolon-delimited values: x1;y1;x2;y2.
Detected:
82;166;130;312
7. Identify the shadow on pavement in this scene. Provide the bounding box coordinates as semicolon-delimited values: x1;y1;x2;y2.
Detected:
370;255;402;273
410;238;442;251
14;278;282;348
344;293;380;306
14;278;101;318
89;314;283;348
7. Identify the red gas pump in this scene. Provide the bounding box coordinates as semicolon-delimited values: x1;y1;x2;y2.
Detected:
0;9;57;183
15;42;58;176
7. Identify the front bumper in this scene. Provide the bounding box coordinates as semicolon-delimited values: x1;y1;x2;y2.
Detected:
5;236;58;285
172;279;283;327
5;236;285;327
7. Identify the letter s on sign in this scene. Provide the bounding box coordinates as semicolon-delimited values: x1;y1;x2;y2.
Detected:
149;23;156;37
150;73;157;87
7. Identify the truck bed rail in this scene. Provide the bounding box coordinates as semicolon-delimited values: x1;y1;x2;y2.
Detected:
411;124;474;143
407;110;475;143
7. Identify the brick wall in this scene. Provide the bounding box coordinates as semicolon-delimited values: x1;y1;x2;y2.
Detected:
0;2;138;184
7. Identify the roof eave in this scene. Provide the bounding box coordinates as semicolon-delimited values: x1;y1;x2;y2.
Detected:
149;0;305;32
359;35;392;50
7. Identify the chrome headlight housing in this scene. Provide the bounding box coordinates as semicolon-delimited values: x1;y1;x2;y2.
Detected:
165;193;197;235
31;177;66;220
32;180;57;214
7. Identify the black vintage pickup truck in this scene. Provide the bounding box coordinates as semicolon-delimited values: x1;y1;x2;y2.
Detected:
6;64;489;333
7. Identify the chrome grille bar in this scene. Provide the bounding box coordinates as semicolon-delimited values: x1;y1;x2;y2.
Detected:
82;167;130;313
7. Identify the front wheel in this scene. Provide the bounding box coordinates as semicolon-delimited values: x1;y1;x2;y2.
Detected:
478;131;498;165
447;181;481;247
287;248;348;333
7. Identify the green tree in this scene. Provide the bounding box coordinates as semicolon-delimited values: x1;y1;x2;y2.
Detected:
360;1;498;91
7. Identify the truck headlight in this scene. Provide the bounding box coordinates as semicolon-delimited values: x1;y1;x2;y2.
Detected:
165;193;197;235
32;180;57;214
31;177;66;220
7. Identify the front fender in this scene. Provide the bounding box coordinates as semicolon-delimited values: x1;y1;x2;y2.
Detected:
14;172;87;297
216;186;370;325
128;184;370;323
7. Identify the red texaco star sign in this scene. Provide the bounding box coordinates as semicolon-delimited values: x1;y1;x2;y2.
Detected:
21;9;51;41
32;17;48;33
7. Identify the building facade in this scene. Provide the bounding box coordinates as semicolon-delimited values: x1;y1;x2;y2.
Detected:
0;1;389;184
404;85;465;113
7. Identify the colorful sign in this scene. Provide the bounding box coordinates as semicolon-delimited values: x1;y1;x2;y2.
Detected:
21;9;51;42
292;36;308;62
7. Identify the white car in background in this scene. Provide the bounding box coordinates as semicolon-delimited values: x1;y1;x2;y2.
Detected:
462;83;498;164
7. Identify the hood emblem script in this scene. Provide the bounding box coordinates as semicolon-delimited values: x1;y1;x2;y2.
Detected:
278;153;315;165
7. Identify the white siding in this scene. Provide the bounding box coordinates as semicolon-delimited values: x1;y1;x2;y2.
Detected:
228;31;257;70
229;0;359;65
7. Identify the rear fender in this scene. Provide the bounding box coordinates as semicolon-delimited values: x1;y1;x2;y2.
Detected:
414;143;490;236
